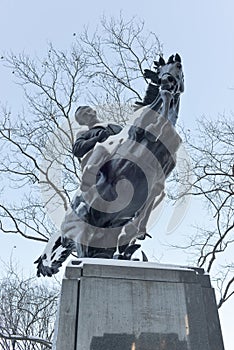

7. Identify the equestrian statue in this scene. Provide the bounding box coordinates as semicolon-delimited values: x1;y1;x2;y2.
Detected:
35;54;184;277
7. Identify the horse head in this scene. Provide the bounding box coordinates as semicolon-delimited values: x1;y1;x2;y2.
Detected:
156;54;184;94
144;53;184;95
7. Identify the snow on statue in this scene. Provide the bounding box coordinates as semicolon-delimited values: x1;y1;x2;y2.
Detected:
35;54;184;277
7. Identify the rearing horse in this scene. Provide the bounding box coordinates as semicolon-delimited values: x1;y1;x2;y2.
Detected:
35;54;185;276
70;54;184;254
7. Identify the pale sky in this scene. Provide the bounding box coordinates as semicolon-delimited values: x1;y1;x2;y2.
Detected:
0;1;234;348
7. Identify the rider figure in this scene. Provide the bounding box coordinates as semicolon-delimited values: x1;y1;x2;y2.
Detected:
72;106;122;159
61;106;123;259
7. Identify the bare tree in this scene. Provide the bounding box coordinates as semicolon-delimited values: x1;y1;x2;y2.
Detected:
0;15;162;245
173;115;234;308
0;261;59;349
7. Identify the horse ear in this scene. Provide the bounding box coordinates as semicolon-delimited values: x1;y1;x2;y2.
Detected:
159;56;165;66
153;60;160;67
175;53;181;63
167;55;174;64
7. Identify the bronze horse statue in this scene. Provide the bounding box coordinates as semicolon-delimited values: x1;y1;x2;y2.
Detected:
35;54;185;276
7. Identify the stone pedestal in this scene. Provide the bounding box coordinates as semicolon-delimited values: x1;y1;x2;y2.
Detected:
54;259;224;350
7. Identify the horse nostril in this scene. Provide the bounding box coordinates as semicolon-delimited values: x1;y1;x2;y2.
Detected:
167;76;174;82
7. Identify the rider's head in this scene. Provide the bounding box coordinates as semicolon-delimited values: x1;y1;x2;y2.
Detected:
75;106;100;127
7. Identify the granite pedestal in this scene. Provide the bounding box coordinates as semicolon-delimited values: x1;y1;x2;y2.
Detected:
54;259;224;350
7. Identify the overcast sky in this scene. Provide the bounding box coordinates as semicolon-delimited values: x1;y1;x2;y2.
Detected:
1;1;234;348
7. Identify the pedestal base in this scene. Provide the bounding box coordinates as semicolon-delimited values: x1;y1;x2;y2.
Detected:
54;259;224;350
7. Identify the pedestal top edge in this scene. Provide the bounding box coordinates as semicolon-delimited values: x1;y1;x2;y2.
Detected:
67;258;204;274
